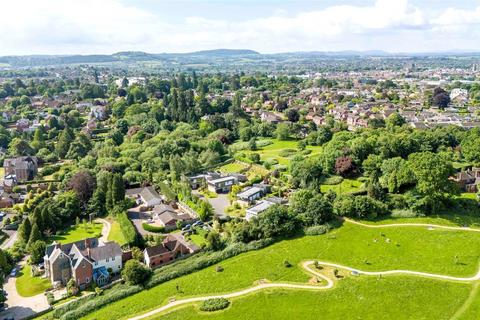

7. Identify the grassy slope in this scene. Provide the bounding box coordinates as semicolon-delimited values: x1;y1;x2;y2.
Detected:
151;277;471;320
50;222;103;244
320;178;365;194
16;264;51;297
81;221;480;320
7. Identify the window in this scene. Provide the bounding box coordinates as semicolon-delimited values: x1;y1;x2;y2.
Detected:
112;256;115;261
95;261;98;266
86;277;90;283
106;258;109;262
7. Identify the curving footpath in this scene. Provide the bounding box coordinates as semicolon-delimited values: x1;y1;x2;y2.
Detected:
128;219;480;320
344;218;480;233
96;218;111;243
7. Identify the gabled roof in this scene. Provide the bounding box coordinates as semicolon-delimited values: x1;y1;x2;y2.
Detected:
140;186;162;202
89;242;122;262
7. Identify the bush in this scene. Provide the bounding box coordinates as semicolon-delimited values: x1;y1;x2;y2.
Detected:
46;292;54;305
322;176;344;185
304;224;331;236
278;149;297;157
121;260;152;285
283;260;292;267
199;298;230;312
142;223;165;233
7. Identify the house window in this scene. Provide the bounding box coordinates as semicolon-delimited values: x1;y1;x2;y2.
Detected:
86;277;90;283
106;258;109;262
95;261;98;266
112;256;115;261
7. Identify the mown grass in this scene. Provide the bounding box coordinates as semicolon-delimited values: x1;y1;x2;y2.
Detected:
320;178;365;194
218;162;248;173
50;222;103;244
107;217;127;246
150;277;471;320
81;221;480;320
16;264;51;297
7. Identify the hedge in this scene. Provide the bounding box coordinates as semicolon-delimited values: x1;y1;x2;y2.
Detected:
199;298;230;311
116;211;138;245
142;223;165;233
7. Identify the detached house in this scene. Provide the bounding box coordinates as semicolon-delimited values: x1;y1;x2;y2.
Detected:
452;168;480;193
44;238;122;289
3;156;38;181
144;234;199;269
207;176;237;193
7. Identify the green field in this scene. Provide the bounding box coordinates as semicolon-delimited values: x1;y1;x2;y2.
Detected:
81;220;480;320
320;178;365;194
150;278;472;320
107;218;127;246
16;264;51;297
50;222;103;244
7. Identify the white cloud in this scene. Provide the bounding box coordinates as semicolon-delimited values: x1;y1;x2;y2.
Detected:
0;0;479;55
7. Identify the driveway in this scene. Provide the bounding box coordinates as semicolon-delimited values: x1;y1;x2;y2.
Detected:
194;191;229;220
127;209;157;237
0;261;49;320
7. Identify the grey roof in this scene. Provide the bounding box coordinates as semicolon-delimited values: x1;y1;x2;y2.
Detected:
247;200;275;214
89;242;122;262
208;176;236;185
140;186;162;202
237;187;263;199
153;204;176;215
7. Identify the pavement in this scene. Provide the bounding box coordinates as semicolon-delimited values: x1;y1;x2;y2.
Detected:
0;260;49;320
1;230;17;250
194;191;229;220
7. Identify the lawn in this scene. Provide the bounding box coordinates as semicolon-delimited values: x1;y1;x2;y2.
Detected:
188;229;207;247
241;139;322;169
320;178;365;194
150;277;471;320
50;222;103;244
218;162;248;173
107;217;127;246
16;264;51;297
81;220;480;320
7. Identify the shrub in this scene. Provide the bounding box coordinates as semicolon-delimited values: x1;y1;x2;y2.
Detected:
304;224;331;236
142;223;165;233
46;292;54;305
216;265;224;272
322;175;344;185
283;260;292;268
199;298;230;312
122;260;152;285
278;149;297;157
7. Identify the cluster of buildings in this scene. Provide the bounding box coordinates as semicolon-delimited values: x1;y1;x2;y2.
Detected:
0;156;39;208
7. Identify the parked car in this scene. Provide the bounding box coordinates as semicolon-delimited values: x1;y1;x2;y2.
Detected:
0;212;5;218
9;268;17;277
192;221;203;227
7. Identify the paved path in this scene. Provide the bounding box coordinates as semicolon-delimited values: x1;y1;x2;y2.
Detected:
1;260;49;320
129;219;480;320
1;230;17;249
96;218;111;243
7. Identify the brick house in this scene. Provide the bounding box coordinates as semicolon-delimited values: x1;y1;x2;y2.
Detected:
44;238;122;289
144;234;199;269
452;168;480;193
3;156;38;181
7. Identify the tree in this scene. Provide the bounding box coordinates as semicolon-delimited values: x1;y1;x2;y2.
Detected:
56;127;74;158
131;247;144;262
197;200;213;222
257;205;298;238
335;156;355;177
248;138;257;151
18;217;32;244
27;223;42;249
408;152;457;212
432;87;450;109
286;108;300;122
121;260;152;285
205;230;223;251
29;240;46;264
276;123;290;141
379;157;414;193
66;171;96;206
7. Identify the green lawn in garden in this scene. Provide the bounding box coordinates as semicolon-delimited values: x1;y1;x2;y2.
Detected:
50;222;103;244
81;220;480;320
107;217;127;246
188;229;207;247
320;178;365;194
241;139;322;168
16;264;52;297
149;277;472;320
218;162;249;173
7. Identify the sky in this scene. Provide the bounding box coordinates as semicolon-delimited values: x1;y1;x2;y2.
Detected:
1;0;480;55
